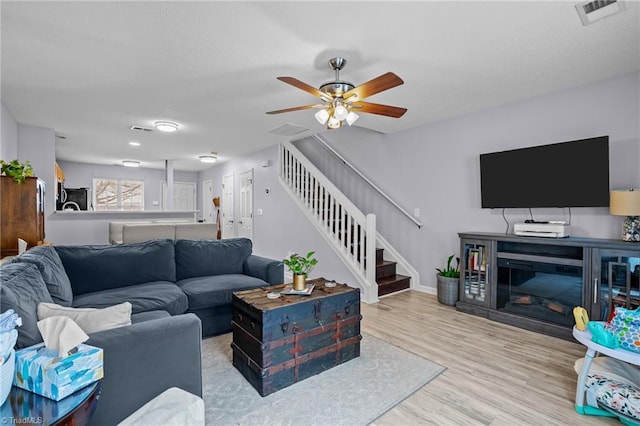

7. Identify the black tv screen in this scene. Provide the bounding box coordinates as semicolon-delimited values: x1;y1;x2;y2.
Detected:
480;136;610;208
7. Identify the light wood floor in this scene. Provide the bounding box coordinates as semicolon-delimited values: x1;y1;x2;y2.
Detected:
361;291;619;426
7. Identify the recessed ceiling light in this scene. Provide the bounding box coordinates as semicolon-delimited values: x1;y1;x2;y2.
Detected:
122;160;140;167
154;121;179;132
129;141;141;146
199;153;218;163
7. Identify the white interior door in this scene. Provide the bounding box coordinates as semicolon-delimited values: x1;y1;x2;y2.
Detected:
238;169;253;240
161;182;196;211
222;174;234;238
202;179;214;223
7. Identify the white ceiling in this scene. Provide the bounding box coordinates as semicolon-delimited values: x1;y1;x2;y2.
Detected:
2;1;639;172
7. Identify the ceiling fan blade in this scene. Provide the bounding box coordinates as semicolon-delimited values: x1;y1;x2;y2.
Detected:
277;77;333;102
351;101;407;118
343;72;404;101
265;104;325;115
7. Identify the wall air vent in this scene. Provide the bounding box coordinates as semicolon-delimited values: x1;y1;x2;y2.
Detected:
130;125;153;132
268;123;309;137
575;0;626;26
55;134;67;140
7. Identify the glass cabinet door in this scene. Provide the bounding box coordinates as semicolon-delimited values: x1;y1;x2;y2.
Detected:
460;240;492;307
592;249;640;321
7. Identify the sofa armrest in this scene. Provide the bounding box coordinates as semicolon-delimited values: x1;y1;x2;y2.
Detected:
85;313;202;426
244;255;284;285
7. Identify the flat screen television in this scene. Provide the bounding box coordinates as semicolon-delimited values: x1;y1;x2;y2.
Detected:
480;136;610;208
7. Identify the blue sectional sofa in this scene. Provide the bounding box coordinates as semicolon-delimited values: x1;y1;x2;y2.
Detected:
0;237;283;425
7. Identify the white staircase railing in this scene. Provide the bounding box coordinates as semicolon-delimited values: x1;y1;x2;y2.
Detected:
279;140;378;303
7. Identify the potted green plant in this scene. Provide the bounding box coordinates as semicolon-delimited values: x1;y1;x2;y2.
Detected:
0;159;34;184
283;251;318;290
436;254;460;306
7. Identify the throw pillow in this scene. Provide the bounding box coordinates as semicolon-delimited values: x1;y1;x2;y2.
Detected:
37;302;132;334
17;245;73;307
0;263;54;348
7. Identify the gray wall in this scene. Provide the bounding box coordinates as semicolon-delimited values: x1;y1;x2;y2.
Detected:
1;102;19;160
295;71;640;291
196;146;356;284
4;72;638;294
58;160;198;211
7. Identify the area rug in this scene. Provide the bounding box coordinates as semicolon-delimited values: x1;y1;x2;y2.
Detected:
202;333;445;425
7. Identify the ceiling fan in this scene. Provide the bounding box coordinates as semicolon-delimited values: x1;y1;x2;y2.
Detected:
266;57;407;129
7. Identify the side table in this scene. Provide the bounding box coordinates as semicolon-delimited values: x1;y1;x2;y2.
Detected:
0;381;101;426
573;323;640;423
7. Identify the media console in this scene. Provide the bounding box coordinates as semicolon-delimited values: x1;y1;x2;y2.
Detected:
457;232;639;340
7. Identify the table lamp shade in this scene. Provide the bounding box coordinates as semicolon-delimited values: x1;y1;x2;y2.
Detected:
610;188;640;242
610;189;640;216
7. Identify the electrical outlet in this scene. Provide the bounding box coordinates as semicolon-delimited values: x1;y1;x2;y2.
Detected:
152;201;159;206
257;209;263;216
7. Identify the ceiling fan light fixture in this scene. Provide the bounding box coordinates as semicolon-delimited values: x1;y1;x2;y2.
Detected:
346;111;359;126
199;153;218;163
315;109;330;125
334;103;348;121
327;116;341;129
154;121;179;132
122;160;140;168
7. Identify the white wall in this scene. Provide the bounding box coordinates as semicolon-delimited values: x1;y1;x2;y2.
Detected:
295;71;640;292
1;102;19;160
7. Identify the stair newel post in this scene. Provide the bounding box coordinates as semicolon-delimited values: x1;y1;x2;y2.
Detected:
364;213;378;303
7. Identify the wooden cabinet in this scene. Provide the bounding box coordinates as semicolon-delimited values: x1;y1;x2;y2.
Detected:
591;248;639;321
459;238;493;309
457;232;639;340
0;176;46;257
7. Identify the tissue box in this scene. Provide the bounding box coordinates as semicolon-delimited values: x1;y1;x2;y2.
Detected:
13;343;103;401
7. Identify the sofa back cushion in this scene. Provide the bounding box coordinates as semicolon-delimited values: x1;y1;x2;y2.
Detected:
0;262;53;348
55;239;176;295
175;238;252;280
17;245;74;307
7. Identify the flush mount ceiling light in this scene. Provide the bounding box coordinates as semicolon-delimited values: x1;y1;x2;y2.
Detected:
122;160;140;167
154;121;179;132
575;0;627;25
199;152;218;163
267;57;407;130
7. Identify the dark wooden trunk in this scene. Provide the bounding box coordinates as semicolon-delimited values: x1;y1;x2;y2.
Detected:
231;279;361;396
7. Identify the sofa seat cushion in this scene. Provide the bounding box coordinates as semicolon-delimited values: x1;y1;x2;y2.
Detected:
17;245;74;306
0;262;53;348
177;274;267;310
72;282;188;316
131;310;171;324
55;239;176;296
175;238;252;280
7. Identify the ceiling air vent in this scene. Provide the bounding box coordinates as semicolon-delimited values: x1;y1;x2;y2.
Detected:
130;125;153;132
268;123;309;137
575;0;627;26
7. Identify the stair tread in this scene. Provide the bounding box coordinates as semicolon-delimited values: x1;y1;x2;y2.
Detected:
377;260;397;267
376;274;410;285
